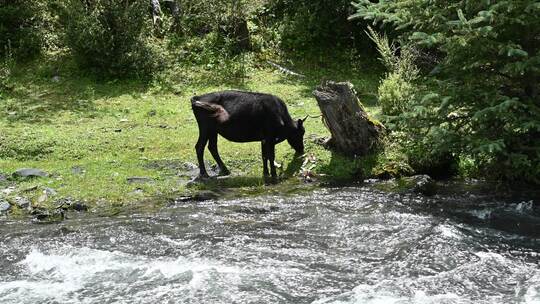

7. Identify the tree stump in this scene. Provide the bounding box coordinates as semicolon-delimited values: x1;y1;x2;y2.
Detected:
313;81;384;157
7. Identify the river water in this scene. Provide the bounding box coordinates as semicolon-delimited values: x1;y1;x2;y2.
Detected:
1;182;539;304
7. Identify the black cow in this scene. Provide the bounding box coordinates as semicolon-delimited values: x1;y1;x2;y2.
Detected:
191;90;305;182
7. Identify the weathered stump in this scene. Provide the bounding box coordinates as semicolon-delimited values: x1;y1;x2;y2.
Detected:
313;81;384;157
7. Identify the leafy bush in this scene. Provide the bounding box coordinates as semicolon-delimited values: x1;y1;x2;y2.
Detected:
353;0;540;184
0;0;45;60
59;0;161;78
378;73;416;116
258;0;370;57
367;28;419;116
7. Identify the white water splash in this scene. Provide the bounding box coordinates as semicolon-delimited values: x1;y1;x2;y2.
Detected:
514;200;534;213
469;209;492;220
312;283;466;304
0;246;244;304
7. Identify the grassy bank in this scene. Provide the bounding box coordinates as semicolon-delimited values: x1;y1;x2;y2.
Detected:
0;58;383;212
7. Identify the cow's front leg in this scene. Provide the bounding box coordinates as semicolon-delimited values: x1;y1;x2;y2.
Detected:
208;132;230;176
268;142;278;183
195;133;209;178
261;141;269;178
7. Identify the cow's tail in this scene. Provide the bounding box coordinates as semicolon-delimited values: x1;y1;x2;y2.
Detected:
191;97;230;123
191;96;200;108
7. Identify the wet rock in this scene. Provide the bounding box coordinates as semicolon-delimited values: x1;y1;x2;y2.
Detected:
14;196;31;209
31;208;64;223
194;190;220;201
405;175;437;196
131;188;144;195
127;177;154;184
71;202;89;212
13;168;49;179
56;198;88;212
1;186;16;195
0;200;11;213
44;187;57;196
375;175;437;196
37;192;49;204
176;190;220;202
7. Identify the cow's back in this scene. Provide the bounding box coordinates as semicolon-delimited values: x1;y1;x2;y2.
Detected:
193;90;293;142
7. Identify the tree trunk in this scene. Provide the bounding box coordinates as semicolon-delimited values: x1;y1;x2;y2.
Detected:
313;80;385;157
150;0;162;27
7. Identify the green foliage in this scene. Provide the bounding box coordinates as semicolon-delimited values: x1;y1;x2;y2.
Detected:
0;0;45;60
353;0;540;184
0;49;14;94
258;0;370;57
378;73;416;116
367;27;420;116
58;0;161;78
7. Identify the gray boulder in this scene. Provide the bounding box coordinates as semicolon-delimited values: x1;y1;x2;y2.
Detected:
13;168;49;178
0;200;11;213
14;196;31;209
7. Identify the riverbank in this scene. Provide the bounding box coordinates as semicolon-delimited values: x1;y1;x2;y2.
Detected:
1;59;385;216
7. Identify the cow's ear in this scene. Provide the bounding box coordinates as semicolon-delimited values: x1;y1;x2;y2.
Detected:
297;119;303;127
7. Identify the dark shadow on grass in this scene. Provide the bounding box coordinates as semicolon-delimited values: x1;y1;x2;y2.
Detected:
283;154;304;178
318;148;380;186
1;61;150;124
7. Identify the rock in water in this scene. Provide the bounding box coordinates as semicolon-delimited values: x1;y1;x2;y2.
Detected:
0;200;11;213
14;196;31;209
13;168;49;178
404;175;437;196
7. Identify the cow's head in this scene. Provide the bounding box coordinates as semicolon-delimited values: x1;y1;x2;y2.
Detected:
288;118;306;155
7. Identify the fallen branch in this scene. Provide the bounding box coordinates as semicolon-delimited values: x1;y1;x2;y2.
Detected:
266;61;305;78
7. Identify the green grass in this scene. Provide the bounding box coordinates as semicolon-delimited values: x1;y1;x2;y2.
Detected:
0;58;383;211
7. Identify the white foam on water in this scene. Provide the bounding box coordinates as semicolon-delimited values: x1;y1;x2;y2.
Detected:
312;283;466;304
514;200;534;213
523;273;540;304
469;209;492;220
437;224;462;239
0;245;245;304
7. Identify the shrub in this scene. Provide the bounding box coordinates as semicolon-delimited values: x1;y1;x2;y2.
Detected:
59;0;161;78
367;27;420;116
353;0;540;184
0;0;45;60
378;72;416;116
258;0;371;57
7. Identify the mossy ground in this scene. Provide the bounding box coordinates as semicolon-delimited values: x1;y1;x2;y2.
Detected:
0;57;383;212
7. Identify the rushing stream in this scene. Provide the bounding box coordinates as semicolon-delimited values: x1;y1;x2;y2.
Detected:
1;182;539;304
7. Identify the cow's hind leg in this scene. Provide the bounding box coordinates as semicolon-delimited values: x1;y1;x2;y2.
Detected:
195;132;209;178
194;111;211;179
208;132;230;176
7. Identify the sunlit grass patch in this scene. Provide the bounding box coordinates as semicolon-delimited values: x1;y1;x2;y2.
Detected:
0;60;383;211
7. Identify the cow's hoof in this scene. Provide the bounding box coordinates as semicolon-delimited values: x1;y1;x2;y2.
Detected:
264;176;278;185
218;169;231;176
193;174;210;182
